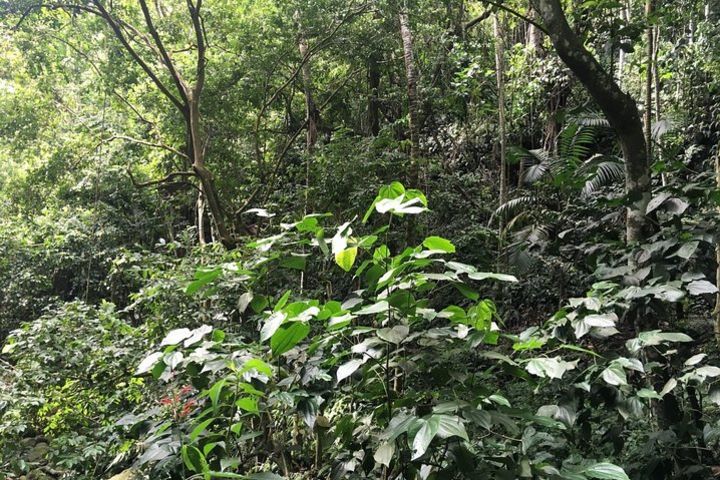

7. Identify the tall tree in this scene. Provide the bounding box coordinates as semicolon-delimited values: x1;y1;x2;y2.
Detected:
398;7;421;181
27;0;233;246
494;12;508;233
531;0;651;244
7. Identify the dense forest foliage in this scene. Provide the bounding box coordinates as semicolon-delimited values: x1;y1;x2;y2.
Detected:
1;0;720;478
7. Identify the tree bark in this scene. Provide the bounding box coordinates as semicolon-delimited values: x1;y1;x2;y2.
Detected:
532;0;651;244
715;145;720;346
399;9;421;181
367;51;381;136
494;13;508;233
295;11;320;152
644;0;654;159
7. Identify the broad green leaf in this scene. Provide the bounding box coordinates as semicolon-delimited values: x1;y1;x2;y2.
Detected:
685;353;706;366
337;359;363;382
584;313;617;328
236;397;259;413
694;366;720;378
274;290;292;311
377;325;409;344
422;236;455;253
160;328;192;346
260;312;286;342
434;415;469;441
136;352;163;375
335;247;358;272
583;462;630;480
240;358;273;377
355;301;389;315
209;379;226;409
374;441;395;467
601;364;627;386
271;322;310;356
467;272;518;282
525;357;578;379
637;388;661;399
186;267;223;295
687;280;718;295
412;419;439;460
659;378;677;396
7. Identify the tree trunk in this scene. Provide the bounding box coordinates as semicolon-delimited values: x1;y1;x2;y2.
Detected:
494;13;508;232
188;95;232;247
295;11;320;152
532;0;651;244
367;51;381;136
527;4;543;53
644;0;654;159
715;146;720;346
399;10;421;182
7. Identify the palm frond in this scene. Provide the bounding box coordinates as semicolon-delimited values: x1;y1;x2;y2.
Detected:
579;154;625;195
489;196;537;226
571;111;610;128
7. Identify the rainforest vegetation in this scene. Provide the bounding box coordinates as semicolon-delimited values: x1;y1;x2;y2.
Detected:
1;0;720;479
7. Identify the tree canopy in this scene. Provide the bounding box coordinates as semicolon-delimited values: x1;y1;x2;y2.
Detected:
1;0;720;479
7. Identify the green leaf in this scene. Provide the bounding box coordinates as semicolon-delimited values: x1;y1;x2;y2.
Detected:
274;291;292;311
601;364;627;386
583;462;630;480
161;328;192;346
260;312;286;342
525;357;578;379
377;325;409;344
181;445;208;474
189;418;216;441
374;441;395;467
335;247;358;272
270;322;310;356
411;418;439;460
186;267;222;295
434;415;469;441
422;236;456;253
687;280;718;295
136;352;163;375
337;359;364;382
240;358;273;377
467;272;518;282
236;397;259;413
355;301;389;315
209;379;226;409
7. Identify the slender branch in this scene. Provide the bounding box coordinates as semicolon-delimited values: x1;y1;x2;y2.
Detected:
126;168;196;188
480;0;549;35
90;0;187;112
464;8;492;31
244;67;361;212
138;0;190;105
104;135;189;159
252;4;370;169
187;0;206;95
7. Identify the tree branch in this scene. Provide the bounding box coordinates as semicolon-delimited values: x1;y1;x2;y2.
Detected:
138;0;190;105
126;168;196;188
480;0;549;35
90;0;187;112
103;135;189;160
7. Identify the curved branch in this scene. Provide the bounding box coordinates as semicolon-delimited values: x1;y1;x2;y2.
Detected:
480;0;549;35
138;0;190;105
126;168;196;188
104;135;189;160
90;0;186;112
